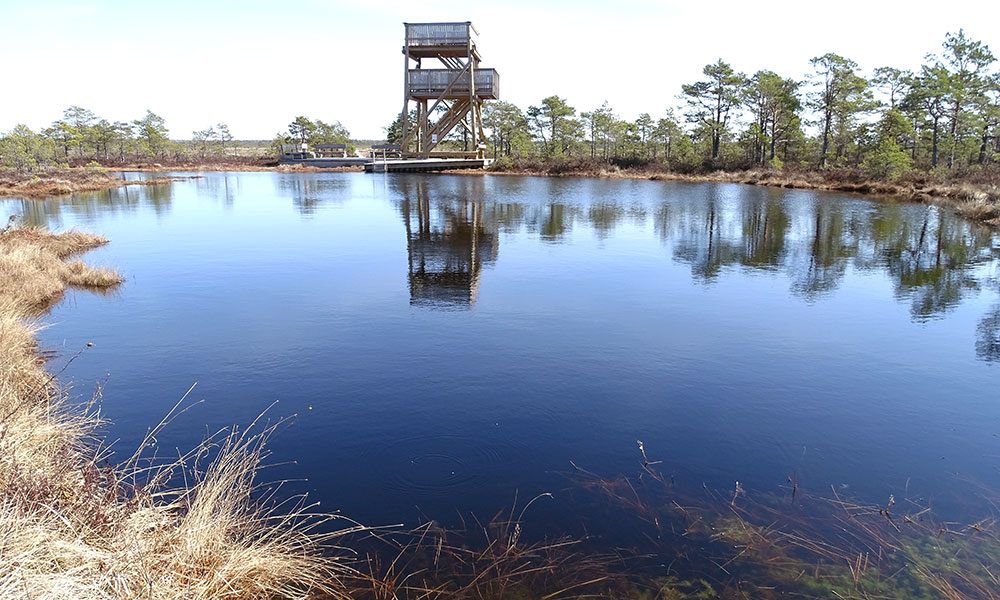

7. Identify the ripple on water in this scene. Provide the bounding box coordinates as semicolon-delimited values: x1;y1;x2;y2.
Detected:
375;432;530;497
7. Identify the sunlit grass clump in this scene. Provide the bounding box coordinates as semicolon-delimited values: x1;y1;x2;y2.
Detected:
0;225;352;599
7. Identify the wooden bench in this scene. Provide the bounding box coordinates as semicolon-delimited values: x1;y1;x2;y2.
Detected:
370;144;402;159
314;143;348;158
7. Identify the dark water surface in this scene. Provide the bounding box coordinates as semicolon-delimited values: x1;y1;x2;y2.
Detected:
4;171;1000;534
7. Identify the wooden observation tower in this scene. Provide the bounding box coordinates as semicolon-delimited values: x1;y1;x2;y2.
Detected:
400;22;499;159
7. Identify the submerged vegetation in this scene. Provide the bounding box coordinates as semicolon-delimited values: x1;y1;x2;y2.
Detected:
0;226;353;599
349;495;617;600
557;445;1000;600
339;442;1000;599
349;444;1000;599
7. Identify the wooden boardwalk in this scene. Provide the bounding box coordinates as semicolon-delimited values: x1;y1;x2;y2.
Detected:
279;157;371;168
364;158;490;173
278;157;490;172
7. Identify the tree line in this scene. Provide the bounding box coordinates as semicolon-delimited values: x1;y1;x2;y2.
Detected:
270;116;353;154
0;107;237;172
0;109;356;173
469;30;998;178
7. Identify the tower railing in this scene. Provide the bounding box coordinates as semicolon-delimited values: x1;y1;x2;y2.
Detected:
399;21;497;159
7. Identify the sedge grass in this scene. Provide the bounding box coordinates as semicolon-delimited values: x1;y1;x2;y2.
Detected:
350;494;619;600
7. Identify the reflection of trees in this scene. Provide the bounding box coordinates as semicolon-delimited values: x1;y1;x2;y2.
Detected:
977;305;1000;362
654;186;997;320
195;174;236;206
10;182;172;228
11;173;996;326
740;193;789;269
277;174;348;216
791;204;853;299
143;181;173;214
540;204;568;241
396;178;498;307
875;206;991;320
493;202;525;232
653;203;672;242
670;192;742;282
588;203;625;239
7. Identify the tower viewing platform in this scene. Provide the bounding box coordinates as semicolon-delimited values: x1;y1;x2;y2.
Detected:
403;22;482;59
399;21;498;160
407;69;499;100
287;21;499;172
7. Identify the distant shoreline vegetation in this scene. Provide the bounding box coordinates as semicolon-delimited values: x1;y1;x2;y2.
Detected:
1;29;998;223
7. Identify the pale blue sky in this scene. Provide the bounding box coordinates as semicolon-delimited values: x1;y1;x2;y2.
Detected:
1;0;997;140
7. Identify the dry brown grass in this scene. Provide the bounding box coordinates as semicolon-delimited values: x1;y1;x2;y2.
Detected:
0;227;121;313
0;226;354;599
0;167;196;198
0;167;125;198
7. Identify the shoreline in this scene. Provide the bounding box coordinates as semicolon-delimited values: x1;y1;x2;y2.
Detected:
4;163;999;228
0;169;201;199
0;227;347;597
469;165;1000;227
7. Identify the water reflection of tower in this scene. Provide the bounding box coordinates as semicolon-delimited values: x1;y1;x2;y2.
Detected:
400;179;498;306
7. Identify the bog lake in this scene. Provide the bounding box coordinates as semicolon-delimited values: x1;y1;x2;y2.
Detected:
4;171;1000;546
